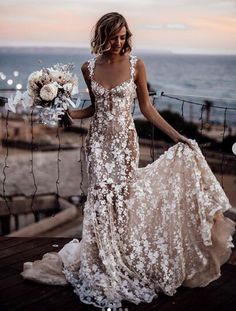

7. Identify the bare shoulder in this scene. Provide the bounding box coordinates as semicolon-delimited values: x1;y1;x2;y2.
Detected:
133;56;146;80
135;57;145;69
81;61;89;74
81;61;91;82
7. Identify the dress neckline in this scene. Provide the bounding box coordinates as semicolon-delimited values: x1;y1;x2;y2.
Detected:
92;78;133;93
91;55;134;92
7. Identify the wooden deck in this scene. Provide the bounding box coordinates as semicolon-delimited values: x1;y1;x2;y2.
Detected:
0;237;236;311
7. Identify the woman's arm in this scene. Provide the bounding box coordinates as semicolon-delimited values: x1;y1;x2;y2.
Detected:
67;62;95;119
135;58;193;148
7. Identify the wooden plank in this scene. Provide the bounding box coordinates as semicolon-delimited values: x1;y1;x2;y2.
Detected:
0;195;58;216
0;266;20;284
1;264;236;311
0;239;71;268
121;264;236;311
16;287;97;311
38;215;83;238
0;238;71;269
0;215;10;235
0;281;67;310
0;237;65;260
0;237;36;251
0;237;67;252
0;236;12;242
0;238;72;285
0;238;81;310
1;238;236;310
25;288;98;311
7;206;80;237
0;247;64;281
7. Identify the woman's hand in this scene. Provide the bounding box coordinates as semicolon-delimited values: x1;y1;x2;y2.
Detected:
59;109;74;127
174;134;195;150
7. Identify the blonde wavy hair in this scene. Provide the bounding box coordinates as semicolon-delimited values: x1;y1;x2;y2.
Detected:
90;12;132;55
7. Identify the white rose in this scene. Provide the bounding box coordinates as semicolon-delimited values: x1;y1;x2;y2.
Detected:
27;70;42;93
28;70;43;86
50;70;64;82
63;82;74;93
22;91;34;108
40;83;58;101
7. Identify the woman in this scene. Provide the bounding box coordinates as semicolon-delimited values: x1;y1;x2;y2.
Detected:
21;12;235;309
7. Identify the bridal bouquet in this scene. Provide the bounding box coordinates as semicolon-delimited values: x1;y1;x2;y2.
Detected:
5;63;79;127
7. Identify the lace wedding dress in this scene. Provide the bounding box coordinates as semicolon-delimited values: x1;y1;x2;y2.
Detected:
21;55;235;309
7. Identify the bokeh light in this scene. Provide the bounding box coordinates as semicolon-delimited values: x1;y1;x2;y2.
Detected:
13;70;19;77
7;79;13;85
0;72;6;80
232;142;236;155
16;83;22;90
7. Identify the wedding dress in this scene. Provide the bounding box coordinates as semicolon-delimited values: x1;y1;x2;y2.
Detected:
21;55;235;309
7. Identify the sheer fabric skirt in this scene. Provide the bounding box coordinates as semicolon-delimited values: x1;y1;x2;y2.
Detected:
21;140;235;309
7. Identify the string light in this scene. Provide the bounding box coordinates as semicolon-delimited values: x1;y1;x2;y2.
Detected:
0;72;6;80
2;111;11;214
220;108;227;189
16;83;22;90
13;70;19;77
55;124;61;215
1;93;235;217
232;143;236;155
77;100;87;212
7;79;13;85
29;107;38;220
159;92;236;111
156;92;235;190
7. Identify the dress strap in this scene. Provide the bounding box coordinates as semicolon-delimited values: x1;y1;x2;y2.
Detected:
130;55;138;81
87;57;96;80
88;55;137;81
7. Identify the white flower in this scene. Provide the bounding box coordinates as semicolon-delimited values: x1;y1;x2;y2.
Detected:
92;264;98;272
118;227;124;234
105;163;115;173
22;91;34;108
66;97;76;108
166;151;174;160
63;82;73;92
62;102;68;110
71;84;79;95
5;95;16;113
40;83;58;101
50;69;63;82
5;90;23;113
28;70;43;84
6;62;79;127
107;178;113;184
136;261;144;270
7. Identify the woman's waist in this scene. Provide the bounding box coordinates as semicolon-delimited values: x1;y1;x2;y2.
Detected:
89;117;136;133
93;112;134;124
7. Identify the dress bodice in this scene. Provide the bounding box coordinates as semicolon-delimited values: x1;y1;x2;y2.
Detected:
87;54;138;116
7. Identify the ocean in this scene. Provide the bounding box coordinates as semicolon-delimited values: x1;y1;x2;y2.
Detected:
0;47;236;125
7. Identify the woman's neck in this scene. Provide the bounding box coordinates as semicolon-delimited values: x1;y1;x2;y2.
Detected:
99;52;127;64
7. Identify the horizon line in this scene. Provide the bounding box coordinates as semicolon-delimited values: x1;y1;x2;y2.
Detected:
0;45;236;56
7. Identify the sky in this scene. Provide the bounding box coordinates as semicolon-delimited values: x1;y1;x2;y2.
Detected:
0;0;236;54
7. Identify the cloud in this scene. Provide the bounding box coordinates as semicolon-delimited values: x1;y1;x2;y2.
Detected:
142;23;188;30
0;0;235;54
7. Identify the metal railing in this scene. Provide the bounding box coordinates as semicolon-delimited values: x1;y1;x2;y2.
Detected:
1;91;236;218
